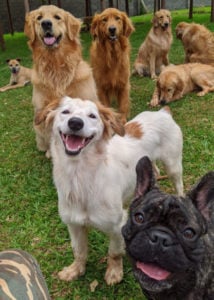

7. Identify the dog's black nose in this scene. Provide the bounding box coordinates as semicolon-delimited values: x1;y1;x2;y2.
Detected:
68;117;84;131
41;19;52;31
109;26;116;35
164;23;169;28
149;229;173;248
160;99;166;105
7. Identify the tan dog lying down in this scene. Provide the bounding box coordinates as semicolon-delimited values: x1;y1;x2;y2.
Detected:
150;63;214;106
0;59;32;92
133;9;173;79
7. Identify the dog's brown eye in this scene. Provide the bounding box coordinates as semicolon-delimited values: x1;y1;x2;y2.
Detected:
89;113;96;119
37;15;42;21
115;16;120;21
54;15;61;20
62;109;70;114
102;18;107;23
134;213;144;224
183;228;195;239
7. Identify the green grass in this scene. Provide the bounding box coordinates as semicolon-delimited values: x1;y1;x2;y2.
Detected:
0;7;214;300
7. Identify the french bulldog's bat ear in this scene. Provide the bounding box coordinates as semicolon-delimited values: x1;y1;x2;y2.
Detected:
188;171;214;220
135;156;156;198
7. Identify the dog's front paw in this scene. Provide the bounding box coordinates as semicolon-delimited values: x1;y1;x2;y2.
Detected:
104;256;123;285
151;74;158;80
58;261;86;281
149;97;159;107
197;91;206;97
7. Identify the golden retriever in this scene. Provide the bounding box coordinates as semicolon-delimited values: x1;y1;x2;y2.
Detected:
49;96;183;285
133;9;173;79
150;63;214;106
90;8;134;123
24;5;97;157
176;22;214;64
0;59;32;92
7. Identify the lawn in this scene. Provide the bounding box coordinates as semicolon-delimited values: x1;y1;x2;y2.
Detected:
0;7;213;300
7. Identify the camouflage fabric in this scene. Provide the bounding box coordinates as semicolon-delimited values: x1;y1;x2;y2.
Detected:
0;249;50;300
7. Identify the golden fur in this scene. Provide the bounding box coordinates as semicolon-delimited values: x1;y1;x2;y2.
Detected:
24;5;97;157
90;8;134;123
0;59;32;92
176;22;214;64
133;9;173;79
150;63;214;106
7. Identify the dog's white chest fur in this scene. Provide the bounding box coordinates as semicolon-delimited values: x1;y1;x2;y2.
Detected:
54;147;135;232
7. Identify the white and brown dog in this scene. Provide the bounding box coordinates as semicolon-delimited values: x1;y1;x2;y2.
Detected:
49;97;183;286
0;58;32;92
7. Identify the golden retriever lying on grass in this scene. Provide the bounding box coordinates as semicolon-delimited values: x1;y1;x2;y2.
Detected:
176;22;214;64
90;8;134;123
24;5;97;157
133;9;173;79
150;63;214;106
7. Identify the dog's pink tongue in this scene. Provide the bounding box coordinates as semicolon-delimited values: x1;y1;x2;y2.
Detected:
66;135;84;151
44;36;56;46
136;261;171;280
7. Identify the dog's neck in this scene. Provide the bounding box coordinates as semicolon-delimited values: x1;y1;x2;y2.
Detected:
32;40;82;95
94;36;130;67
10;72;19;84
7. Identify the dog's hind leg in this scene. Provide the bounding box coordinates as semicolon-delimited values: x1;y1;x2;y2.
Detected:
58;224;88;282
164;159;184;196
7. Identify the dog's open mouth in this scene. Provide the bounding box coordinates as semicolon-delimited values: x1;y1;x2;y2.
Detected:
109;35;117;41
162;24;169;31
43;33;62;47
136;261;171;281
60;132;94;155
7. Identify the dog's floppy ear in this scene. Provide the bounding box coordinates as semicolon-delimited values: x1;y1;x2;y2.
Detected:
24;11;36;45
121;12;135;37
188;172;214;221
65;12;81;42
135;156;156;198
6;59;10;63
97;102;125;139
152;13;159;28
90;14;99;39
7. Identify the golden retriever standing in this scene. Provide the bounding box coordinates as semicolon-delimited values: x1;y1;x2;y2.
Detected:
90;8;134;123
150;63;214;106
0;58;32;92
24;5;97;157
176;22;214;64
49;96;183;286
133;9;173;79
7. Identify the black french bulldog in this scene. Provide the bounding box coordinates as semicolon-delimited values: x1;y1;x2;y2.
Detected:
122;156;214;300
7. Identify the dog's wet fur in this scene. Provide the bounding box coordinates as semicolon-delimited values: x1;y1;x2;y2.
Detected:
122;156;214;300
